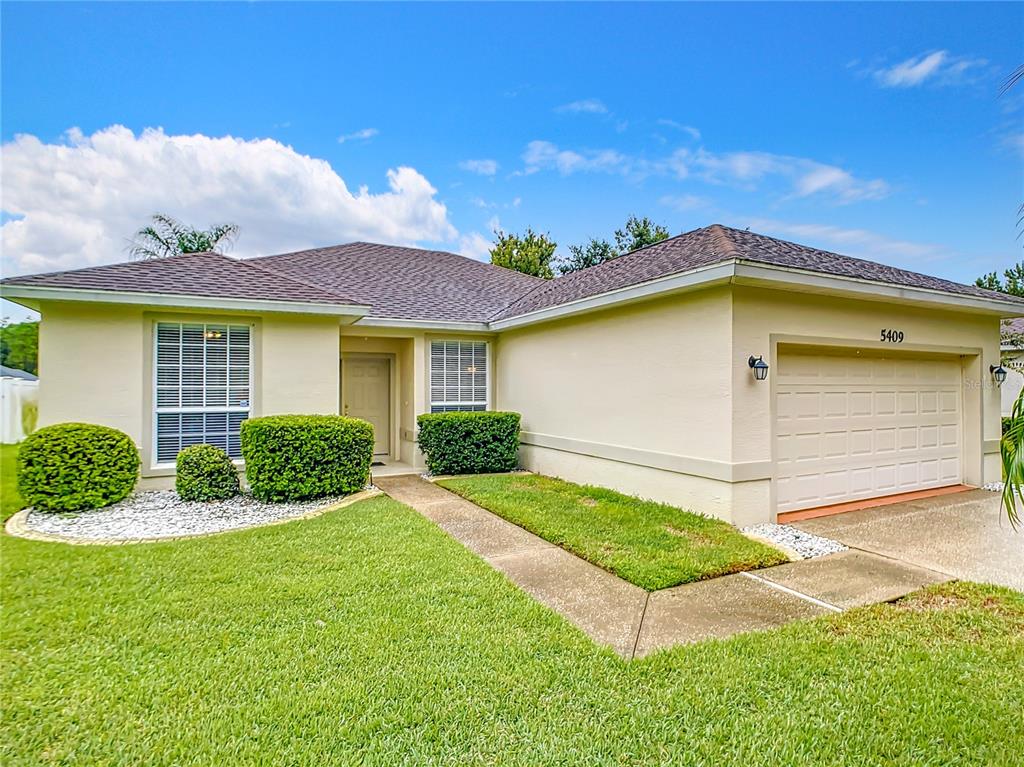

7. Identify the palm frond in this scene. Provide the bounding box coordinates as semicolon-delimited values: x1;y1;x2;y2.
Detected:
999;386;1024;529
1000;64;1024;97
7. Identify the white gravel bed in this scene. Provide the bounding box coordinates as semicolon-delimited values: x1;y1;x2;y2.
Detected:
25;490;355;541
742;523;847;560
982;481;1004;492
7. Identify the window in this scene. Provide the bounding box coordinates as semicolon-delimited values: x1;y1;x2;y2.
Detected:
429;340;488;412
154;322;251;463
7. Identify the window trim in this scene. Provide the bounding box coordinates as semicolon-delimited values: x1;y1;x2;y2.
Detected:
151;320;254;467
428;339;491;413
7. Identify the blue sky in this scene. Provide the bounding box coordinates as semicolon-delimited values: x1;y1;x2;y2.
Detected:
2;2;1022;321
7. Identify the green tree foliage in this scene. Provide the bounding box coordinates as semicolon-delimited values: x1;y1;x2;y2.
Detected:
0;320;38;375
129;213;239;260
559;216;671;275
489;228;557;279
613;215;670;254
559;238;616;275
976;262;1024;297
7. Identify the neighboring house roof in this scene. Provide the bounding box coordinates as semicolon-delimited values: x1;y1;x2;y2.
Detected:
1002;316;1024;348
250;241;544;323
492;224;1024;320
2;224;1021;326
0;365;37;381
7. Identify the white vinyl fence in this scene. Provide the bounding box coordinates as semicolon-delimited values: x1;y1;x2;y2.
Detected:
1;377;38;443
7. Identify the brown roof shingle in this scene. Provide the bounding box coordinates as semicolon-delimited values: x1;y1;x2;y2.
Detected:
2;250;361;307
250;241;544;322
492;224;1024;320
3;225;1018;323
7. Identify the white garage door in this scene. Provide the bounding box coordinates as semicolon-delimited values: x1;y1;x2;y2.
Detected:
775;350;962;514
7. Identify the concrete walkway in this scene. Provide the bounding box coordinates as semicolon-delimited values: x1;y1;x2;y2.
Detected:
376;476;949;659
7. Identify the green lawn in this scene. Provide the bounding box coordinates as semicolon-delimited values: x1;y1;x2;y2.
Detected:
1;444;23;521
437;473;788;590
1;495;1022;766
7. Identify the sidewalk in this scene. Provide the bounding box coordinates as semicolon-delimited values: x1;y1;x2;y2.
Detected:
375;476;949;659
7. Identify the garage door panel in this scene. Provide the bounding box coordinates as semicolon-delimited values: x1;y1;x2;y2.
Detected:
776;352;962;513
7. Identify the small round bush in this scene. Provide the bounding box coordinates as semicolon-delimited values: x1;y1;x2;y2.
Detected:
18;422;140;512
175;444;240;502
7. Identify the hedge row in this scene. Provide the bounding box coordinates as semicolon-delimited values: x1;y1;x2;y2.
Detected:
17;423;140;512
417;411;521;475
241;415;374;501
19;408;522;513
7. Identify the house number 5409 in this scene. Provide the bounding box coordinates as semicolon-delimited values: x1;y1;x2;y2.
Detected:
880;328;904;343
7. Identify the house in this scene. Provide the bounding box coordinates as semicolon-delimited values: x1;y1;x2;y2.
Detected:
2;224;1021;525
1000;317;1024;416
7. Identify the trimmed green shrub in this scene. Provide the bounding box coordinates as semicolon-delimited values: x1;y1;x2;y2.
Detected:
176;444;240;502
241;415;373;502
17;422;139;512
416;411;521;475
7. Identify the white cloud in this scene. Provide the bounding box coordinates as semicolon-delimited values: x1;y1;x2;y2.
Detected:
458;231;493;261
521;140;888;203
657;120;701;141
459;158;499;176
872;50;987;88
744;218;950;263
555;98;608;114
337;127;379;143
1;125;457;275
522;140;629;176
1003;132;1024;158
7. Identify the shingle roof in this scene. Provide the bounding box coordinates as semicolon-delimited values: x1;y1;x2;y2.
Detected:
1;250;360;307
492;224;1024;320
2;225;1019;324
249;241;544;322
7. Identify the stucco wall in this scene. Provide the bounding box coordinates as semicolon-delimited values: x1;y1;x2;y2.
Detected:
36;302;347;487
38;302;146;444
496;287;739;519
731;286;1002;519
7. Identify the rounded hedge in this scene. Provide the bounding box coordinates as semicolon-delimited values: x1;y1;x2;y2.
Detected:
18;422;140;512
416;411;521;476
175;444;240;502
241;415;374;502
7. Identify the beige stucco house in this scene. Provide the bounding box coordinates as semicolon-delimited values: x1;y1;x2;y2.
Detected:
3;224;1021;525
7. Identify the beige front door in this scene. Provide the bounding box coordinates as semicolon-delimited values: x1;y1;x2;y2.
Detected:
342;357;391;455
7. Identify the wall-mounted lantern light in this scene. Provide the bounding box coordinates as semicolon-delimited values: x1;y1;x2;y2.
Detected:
748;355;769;381
991;364;1008;386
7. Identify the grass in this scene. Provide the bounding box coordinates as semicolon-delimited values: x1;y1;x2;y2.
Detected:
1;444;23;521
437;473;788;590
1;494;1022;766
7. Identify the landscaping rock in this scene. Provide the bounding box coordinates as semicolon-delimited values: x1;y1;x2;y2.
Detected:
24;490;354;541
741;523;847;560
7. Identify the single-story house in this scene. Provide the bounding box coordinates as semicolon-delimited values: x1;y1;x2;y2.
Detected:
3;224;1021;525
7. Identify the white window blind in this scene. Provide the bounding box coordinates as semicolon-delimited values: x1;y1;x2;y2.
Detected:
429;340;488;412
154;322;251;463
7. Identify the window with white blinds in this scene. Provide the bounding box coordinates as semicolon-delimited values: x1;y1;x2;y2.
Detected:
429;340;488;412
154;322;251;463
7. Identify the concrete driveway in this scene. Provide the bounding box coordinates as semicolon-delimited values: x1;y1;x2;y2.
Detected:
793;489;1024;592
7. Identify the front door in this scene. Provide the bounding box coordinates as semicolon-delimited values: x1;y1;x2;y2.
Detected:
342;357;391;455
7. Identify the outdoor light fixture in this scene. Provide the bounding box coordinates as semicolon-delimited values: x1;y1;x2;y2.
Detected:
991;364;1008;385
748;355;769;381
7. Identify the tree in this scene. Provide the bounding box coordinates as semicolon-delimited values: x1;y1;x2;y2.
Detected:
559;216;672;275
489;228;557;279
1000;388;1023;529
559;238;616;275
128;213;239;260
0;319;39;375
613;215;670;254
976;262;1024;297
